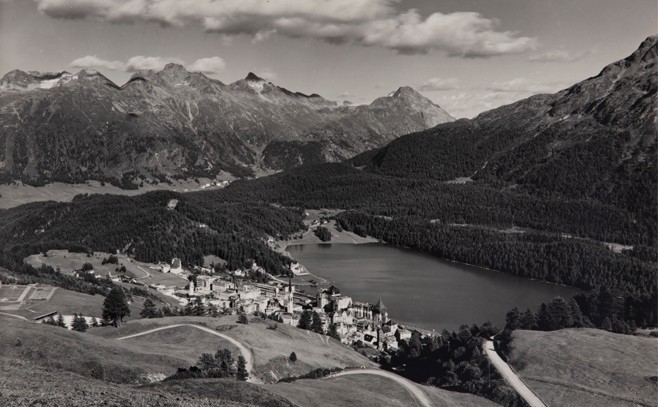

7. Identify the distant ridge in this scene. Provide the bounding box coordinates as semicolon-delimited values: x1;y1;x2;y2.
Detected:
360;35;656;217
0;66;454;185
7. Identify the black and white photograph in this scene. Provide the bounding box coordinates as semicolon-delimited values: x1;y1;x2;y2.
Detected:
0;1;656;406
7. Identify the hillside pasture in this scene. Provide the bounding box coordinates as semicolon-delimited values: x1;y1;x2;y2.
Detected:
266;374;500;407
5;285;141;321
509;328;658;407
113;325;242;367
0;315;187;383
91;315;376;382
25;250;188;287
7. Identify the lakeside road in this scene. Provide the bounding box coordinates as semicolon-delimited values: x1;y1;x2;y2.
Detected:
329;369;433;407
116;323;260;383
484;340;547;407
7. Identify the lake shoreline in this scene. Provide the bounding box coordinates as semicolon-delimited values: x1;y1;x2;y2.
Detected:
285;242;583;332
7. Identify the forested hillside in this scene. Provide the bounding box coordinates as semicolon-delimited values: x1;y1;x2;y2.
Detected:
0;191;305;275
198;37;658;297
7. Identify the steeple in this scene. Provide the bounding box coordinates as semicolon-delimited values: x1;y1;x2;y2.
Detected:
376;298;386;312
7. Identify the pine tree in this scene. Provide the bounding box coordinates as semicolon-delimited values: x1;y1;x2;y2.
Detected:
568;298;585;327
91;316;99;327
298;310;311;330
328;323;341;340
505;307;521;330
56;313;67;328
140;299;158;318
236;356;249;381
546;297;573;330
72;314;89;332
192;298;205;316
289;352;297;362
311;311;323;333
238;313;249;324
521;309;536;330
102;287;131;327
536;303;550;331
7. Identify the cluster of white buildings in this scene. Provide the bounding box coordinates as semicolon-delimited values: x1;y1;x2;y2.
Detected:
311;285;413;351
152;258;414;351
181;273;302;317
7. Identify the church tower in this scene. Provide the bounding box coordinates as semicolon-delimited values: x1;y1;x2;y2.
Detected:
375;298;388;324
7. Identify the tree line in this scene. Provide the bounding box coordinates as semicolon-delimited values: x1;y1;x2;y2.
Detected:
383;323;526;407
0;190;306;277
167;348;248;382
336;212;656;297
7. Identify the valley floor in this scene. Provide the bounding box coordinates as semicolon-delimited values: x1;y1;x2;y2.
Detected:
0;177;233;209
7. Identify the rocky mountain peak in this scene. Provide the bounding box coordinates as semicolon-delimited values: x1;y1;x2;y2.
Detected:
0;63;456;182
0;69;32;86
163;63;188;73
245;72;265;82
599;35;657;77
0;70;75;92
391;86;421;99
627;35;657;65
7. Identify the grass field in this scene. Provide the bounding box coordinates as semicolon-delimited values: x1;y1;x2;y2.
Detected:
2;314;503;406
0;177;235;209
25;250;187;287
25;250;187;307
107;325;242;367
91;315;376;383
266;374;500;407
0;357;260;407
267;375;417;407
0;315;188;383
509;328;658;407
7;286;142;320
0;285;27;302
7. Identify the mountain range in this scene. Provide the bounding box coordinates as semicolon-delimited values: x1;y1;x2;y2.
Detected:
0;66;453;185
355;35;656;218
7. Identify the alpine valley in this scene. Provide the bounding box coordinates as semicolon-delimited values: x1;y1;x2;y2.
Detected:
0;25;656;407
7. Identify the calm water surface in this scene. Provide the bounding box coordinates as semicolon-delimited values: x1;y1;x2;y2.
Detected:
287;243;581;332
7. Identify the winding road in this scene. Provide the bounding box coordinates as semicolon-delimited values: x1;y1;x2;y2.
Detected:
116;323;260;383
116;323;433;405
330;369;433;407
484;340;547;407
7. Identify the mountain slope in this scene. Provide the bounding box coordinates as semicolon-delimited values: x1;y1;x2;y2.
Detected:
0;66;453;184
363;35;657;220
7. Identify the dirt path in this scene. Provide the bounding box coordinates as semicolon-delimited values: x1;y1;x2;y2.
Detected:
484;340;547;407
115;323;260;383
329;369;433;407
0;312;31;322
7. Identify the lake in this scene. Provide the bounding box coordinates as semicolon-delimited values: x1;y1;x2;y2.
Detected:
287;243;582;332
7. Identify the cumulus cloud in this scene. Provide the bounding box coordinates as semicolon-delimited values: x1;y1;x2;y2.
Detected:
69;54;225;74
424;77;572;118
124;55;184;71
528;49;591;63
70;55;126;71
418;77;460;91
486;77;567;94
37;0;536;57
186;57;226;74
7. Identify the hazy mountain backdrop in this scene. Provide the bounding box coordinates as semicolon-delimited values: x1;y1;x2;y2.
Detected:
0;67;453;185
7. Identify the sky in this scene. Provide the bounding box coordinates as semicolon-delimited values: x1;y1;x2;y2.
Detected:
0;0;656;118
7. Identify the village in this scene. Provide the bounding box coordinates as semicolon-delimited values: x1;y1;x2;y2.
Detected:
149;257;416;352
